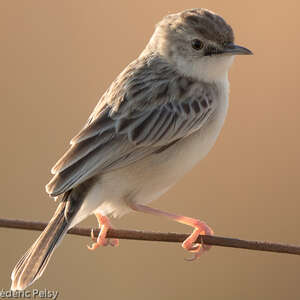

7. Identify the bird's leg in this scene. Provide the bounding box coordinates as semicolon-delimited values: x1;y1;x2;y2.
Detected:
87;213;119;250
127;202;213;261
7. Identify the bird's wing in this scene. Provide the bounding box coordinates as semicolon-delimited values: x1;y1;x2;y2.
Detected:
46;59;218;197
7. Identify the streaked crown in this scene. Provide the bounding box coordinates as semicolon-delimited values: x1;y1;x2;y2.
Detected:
146;9;235;56
179;9;234;46
143;8;251;82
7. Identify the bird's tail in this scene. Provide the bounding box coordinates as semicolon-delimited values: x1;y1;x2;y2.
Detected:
11;192;75;291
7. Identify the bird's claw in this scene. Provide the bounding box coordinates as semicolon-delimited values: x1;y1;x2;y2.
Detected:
87;214;119;250
182;221;213;261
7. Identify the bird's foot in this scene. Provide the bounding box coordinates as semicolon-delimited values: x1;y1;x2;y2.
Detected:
126;202;214;261
181;220;213;261
87;213;119;250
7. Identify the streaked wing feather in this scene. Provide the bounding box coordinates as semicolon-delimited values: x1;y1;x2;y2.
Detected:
51;130;115;174
46;56;219;197
70;107;111;145
47;94;216;197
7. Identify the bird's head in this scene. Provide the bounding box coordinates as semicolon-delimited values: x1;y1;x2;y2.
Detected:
146;9;252;82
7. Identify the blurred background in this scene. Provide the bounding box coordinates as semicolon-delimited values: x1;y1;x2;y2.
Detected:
1;1;300;299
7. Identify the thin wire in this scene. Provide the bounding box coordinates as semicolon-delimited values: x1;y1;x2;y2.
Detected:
1;218;300;256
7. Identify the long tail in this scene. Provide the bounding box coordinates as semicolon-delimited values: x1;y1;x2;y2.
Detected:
11;192;77;290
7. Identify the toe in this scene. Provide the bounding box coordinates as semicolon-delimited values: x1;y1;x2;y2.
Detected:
87;242;99;251
185;247;206;261
182;222;214;260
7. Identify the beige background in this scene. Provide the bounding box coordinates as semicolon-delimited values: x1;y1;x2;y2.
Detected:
1;1;300;299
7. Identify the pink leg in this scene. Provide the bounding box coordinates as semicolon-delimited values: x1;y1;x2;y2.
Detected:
87;213;119;250
127;202;213;260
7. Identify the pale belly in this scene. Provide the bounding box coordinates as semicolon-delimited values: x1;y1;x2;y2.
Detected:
71;81;229;226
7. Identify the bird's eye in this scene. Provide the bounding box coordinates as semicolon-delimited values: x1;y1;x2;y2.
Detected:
191;39;204;50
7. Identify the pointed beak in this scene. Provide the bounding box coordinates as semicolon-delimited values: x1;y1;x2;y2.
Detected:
223;43;253;55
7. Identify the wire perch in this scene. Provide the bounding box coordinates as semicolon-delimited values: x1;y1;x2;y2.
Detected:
1;218;300;256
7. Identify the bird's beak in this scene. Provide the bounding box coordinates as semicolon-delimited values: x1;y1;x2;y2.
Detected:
223;43;253;55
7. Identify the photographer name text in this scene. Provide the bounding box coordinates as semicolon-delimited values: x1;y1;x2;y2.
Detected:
0;289;58;300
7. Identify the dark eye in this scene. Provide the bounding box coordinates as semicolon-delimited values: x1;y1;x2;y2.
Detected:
191;39;204;50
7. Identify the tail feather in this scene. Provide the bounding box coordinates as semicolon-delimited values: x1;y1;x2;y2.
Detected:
11;202;69;291
11;179;93;290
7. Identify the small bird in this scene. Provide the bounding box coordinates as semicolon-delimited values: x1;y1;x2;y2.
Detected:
11;8;252;290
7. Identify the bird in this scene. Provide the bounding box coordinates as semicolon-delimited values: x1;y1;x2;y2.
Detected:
11;8;252;290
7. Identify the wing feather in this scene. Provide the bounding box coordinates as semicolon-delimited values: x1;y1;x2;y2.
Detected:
46;56;219;197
